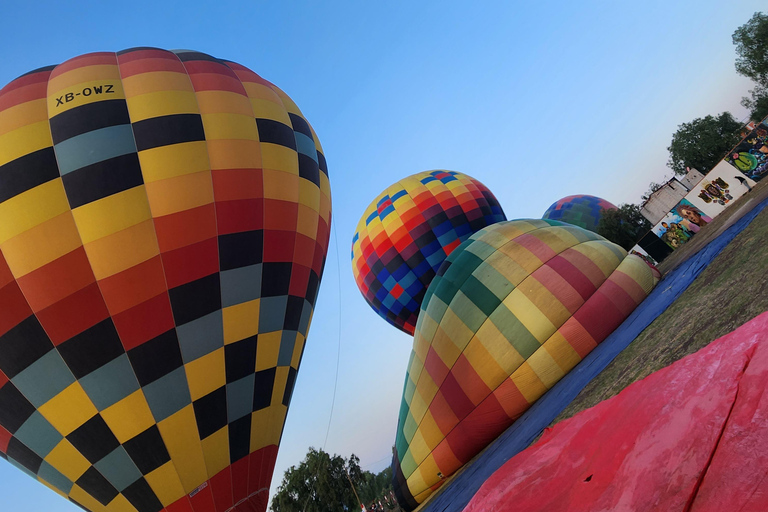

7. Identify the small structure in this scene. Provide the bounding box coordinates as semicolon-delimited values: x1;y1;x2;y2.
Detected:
640;178;689;225
679;167;705;191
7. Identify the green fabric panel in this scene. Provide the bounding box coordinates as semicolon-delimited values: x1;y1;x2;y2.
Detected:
489;304;541;358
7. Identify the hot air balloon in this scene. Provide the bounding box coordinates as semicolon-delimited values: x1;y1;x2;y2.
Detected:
351;171;505;335
391;219;658;509
542;195;617;233
0;48;331;512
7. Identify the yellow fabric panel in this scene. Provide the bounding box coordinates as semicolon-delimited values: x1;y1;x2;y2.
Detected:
408;430;430;467
290;333;305;368
84;219;159;280
71;186;151;244
0;121;52;167
201;113;259;141
241;82;283;104
104;494;137;512
269;86;301;116
144;461;187;506
156;405;208;493
250;406;285;451
430;325;463;373
415;303;443;356
271;366;289;405
518;275;572;328
298;178;321;211
572;241;622;278
125;90;199;121
419;411;444;452
260;144;298;175
319;176;331;216
510;362;548;403
525;345;565;389
38;382;98;436
223;299;260;344
121;72;192;97
47;64;121;94
407;352;425;387
248;98;292;124
255;332;280;371
463;335;508;390
416;454;441;493
0;212;80;278
185;348;226;401
415;372;438;409
0;99;47;136
0;179;70;244
201;426;230;477
138;141;210;183
262;169;299;202
45;440;90;482
47;79;126;115
408;387;429;426
296;204;319;239
69;485;108;512
100;390;156;444
399;448;417;478
498;240;544;275
504;287;555;344
437;302;475;352
206;139;261;170
474;318;524;373
543;331;583;375
196;90;254;116
144;170;214;217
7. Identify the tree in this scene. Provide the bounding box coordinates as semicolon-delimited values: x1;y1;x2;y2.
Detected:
596;203;651;251
733;12;768;86
270;448;395;512
741;83;768;122
666;113;743;175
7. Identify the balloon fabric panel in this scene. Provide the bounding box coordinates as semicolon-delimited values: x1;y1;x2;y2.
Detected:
351;171;506;335
541;195;618;233
391;220;657;509
0;48;330;512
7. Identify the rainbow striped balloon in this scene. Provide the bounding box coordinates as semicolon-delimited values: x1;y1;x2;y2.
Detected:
392;219;658;509
542;195;617;233
351;171;505;335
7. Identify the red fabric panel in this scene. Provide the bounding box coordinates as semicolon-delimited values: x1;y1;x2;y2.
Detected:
230;456;250;504
161;238;218;289
210;468;234;512
188;481;216;512
464;312;768;512
36;282;109;346
111;292;174;350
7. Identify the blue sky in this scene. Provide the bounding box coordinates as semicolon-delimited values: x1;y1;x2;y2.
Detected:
0;1;764;510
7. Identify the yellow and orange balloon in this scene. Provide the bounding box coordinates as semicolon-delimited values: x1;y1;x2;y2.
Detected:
0;48;330;512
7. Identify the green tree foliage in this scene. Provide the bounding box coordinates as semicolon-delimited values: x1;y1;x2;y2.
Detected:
270;448;395;512
666;113;743;175
596;203;651;251
733;12;768;86
741;83;768;123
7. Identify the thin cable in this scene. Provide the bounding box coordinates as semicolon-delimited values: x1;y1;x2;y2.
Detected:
323;214;343;449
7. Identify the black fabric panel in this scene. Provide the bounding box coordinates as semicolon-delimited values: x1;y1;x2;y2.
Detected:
173;51;220;63
6;437;43;473
49;100;131;145
58;319;124;379
0;382;35;433
261;262;292;297
15;65;56;79
67;415;120;464
122;478;163;512
283;296;304;331
255;119;296;150
252;368;276;411
317;151;328;177
282;367;297;407
132;114;206;152
228;414;251;464
123;425;170;474
116;47;164;55
75;467;119;506
0;316;54;379
305;270;320;305
62;153;144;209
127;330;184;386
0;148;60;203
168;273;221;325
298;153;320;186
192;386;227;439
288;113;312;138
218;230;262;271
224;336;257;384
68;497;90;511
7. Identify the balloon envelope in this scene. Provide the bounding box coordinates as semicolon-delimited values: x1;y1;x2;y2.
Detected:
542;195;617;233
351;170;505;335
0;48;330;512
392;220;657;509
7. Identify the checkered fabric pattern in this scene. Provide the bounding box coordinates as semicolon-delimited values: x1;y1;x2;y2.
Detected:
542;195;618;233
0;48;331;512
390;220;658;509
351;170;505;335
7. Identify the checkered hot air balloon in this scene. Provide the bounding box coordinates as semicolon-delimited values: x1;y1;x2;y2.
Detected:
542;194;618;233
351;171;506;336
0;48;330;512
391;219;658;509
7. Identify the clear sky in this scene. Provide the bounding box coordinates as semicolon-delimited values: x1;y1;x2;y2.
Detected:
0;1;764;510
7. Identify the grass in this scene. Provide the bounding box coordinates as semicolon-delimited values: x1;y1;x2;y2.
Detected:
553;178;768;424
